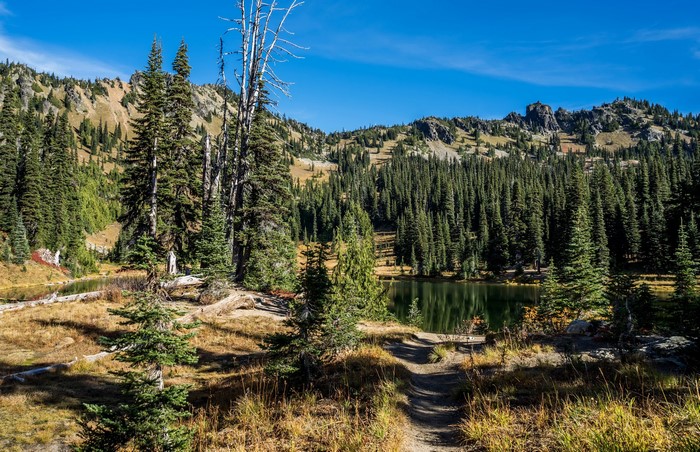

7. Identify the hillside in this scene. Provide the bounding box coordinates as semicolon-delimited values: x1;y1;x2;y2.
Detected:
2;62;698;186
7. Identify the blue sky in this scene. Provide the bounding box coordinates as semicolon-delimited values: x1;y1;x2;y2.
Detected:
0;0;699;131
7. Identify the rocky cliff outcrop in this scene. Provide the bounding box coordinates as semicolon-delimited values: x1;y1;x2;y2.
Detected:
524;102;560;133
413;118;455;144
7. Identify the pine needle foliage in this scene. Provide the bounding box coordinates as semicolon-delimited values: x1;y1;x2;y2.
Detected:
671;221;699;337
76;292;198;452
196;197;230;278
10;213;30;264
332;203;389;321
265;244;330;383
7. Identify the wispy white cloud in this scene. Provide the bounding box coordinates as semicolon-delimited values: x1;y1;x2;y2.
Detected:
0;4;126;80
0;32;128;80
311;27;700;92
628;27;700;43
312;31;646;91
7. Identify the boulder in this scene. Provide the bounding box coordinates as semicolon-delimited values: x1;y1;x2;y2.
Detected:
638;336;695;356
64;84;85;113
639;126;664;142
565;320;594;335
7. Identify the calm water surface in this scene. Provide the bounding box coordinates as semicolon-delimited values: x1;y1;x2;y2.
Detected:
0;276;140;302
386;279;540;333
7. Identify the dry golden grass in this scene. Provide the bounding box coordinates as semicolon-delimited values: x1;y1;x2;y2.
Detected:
0;390;79;451
480;134;513;147
596;130;635;150
85;222;122;251
558;133;588;154
190;345;409;452
289;158;337;183
369;137;401;165
0;261;70;290
0;295;411;451
459;338;700;451
0;299;124;375
360;321;416;344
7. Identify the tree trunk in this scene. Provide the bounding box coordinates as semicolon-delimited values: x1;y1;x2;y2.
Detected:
167;251;178;275
149;137;158;239
202;133;211;209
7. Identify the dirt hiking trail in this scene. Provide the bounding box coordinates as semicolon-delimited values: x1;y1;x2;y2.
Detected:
386;334;482;451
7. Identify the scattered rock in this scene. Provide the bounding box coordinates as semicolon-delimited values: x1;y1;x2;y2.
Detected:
585;348;617;361
503;111;524;127
565;320;594;335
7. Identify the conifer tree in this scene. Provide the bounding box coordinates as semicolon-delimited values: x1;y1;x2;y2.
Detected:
525;210;544;270
591;191;610;273
196;197;230;277
43;112;73;250
486;206;509;274
76;292;198;451
671;221;698;336
10;213;30;264
121;38;167;243
240;113;296;291
673;221;696;299
508;179;528;265
536;260;567;331
16;112;43;247
622;185;641;262
333;204;388;320
687;213;700;268
560;202;605;317
646;201;668;272
265;244;330;383
164;39;201;263
0;80;19;232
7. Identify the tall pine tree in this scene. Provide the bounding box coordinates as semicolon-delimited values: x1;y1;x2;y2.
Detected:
121;38;167;244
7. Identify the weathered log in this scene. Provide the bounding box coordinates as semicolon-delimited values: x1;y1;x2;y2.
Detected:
160;275;204;290
0;290;103;314
1;348;118;383
1;359;79;383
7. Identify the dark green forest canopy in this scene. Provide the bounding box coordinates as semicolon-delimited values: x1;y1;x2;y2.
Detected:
295;137;700;276
0;75;119;274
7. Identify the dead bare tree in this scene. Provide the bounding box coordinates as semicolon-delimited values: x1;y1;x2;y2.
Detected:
220;0;304;280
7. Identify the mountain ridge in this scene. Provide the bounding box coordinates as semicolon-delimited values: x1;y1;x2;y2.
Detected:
2;61;698;176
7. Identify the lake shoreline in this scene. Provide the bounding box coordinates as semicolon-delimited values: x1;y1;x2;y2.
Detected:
378;271;545;287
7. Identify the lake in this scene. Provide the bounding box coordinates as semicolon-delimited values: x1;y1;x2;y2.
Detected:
385;279;540;333
0;276;141;303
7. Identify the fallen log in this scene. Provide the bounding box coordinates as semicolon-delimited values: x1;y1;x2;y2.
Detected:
1;348;117;383
0;287;285;383
160;275;204;290
0;290;103;314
